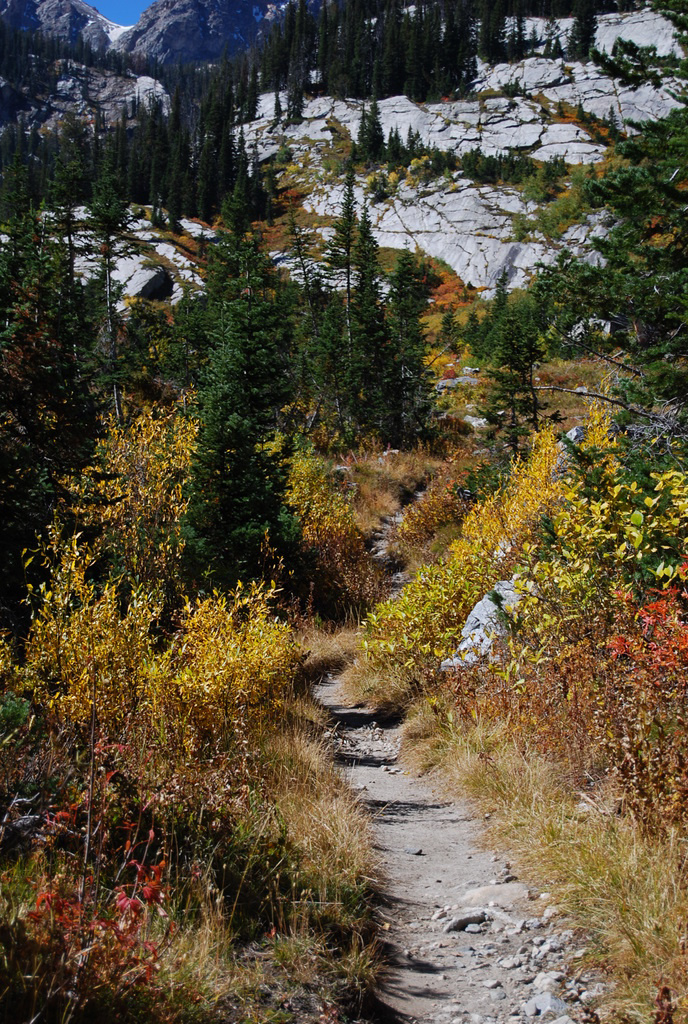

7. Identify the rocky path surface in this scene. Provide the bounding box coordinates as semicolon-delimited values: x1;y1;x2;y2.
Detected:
315;673;605;1024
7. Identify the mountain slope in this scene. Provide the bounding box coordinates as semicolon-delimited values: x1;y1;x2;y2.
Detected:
115;0;283;64
0;0;126;49
0;0;307;63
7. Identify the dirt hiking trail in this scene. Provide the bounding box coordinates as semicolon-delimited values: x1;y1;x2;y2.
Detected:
315;673;603;1024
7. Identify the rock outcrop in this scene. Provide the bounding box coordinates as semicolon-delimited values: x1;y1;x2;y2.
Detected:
74;212;209;307
440;579;522;670
0;59;170;133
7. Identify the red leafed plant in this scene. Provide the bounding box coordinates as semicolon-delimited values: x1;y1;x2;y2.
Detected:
9;844;173;1021
609;567;688;687
606;563;688;828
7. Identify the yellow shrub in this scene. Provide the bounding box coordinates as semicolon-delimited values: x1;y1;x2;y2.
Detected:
68;406;197;593
438;408;688;787
155;584;300;746
25;527;161;730
24;529;298;744
513;407;688;661
287;450;384;613
363;427;564;666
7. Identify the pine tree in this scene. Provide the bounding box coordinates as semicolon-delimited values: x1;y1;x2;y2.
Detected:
86;164;135;423
0;205;98;628
481;293;547;452
358;97;386;163
568;0;597;59
349;203;390;438
324;166;358;350
185;235;298;586
479;0;507;64
385;248;436;445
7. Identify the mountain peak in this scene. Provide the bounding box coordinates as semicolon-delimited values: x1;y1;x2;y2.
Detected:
0;0;124;49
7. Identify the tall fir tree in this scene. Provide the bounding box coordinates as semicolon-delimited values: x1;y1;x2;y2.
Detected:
185;235;299;586
324;166;358;351
86;163;135;423
480;291;548;452
385;248;436;446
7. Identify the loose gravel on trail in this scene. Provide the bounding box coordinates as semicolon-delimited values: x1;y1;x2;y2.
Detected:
316;674;606;1024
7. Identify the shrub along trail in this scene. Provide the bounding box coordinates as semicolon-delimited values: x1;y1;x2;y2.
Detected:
315;676;605;1024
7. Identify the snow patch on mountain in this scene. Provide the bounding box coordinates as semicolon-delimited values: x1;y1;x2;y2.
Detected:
103;19;132;44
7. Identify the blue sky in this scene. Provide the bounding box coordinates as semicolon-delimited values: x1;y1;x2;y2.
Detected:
95;0;147;26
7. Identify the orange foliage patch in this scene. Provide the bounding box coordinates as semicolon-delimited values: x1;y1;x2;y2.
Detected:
429;266;471;310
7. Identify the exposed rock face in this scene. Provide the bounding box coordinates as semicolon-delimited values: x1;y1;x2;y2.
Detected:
0;0;123;49
0;59;170;133
440;579;522;670
238;10;680;295
1;7;682;302
114;257;173;302
115;0;274;64
71;208;208;311
523;8;683;58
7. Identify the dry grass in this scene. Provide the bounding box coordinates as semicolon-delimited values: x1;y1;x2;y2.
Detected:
151;718;382;1019
340;657;425;717
386;465;473;569
403;699;688;1023
0;688;381;1024
156;904;239;1014
534;357;609;432
269;727;379;896
347;448;444;535
299;624;361;685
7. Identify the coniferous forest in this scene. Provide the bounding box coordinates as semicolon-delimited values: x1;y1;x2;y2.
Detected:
1;0;688;1021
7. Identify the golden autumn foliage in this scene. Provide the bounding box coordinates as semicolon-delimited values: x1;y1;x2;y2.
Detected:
363;426;564;667
515;428;688;663
23;526;298;746
66;405;197;595
287;449;385;614
25;525;161;730
387;406;688;829
154;583;299;747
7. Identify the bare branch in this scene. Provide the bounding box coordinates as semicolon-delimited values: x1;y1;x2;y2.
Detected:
559;335;645;378
532;385;672;423
427;343;453;367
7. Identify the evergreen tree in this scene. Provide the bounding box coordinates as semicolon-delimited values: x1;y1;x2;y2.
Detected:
480;292;548;451
186;235;299;586
0;206;98;628
479;0;507;64
385;248;436;445
349;203;390;438
358;98;386;163
568;0;597;59
536;0;688;423
324;166;358;350
86;164;135;423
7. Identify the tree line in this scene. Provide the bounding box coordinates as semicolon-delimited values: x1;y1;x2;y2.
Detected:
259;0;615;106
0;0;621;223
